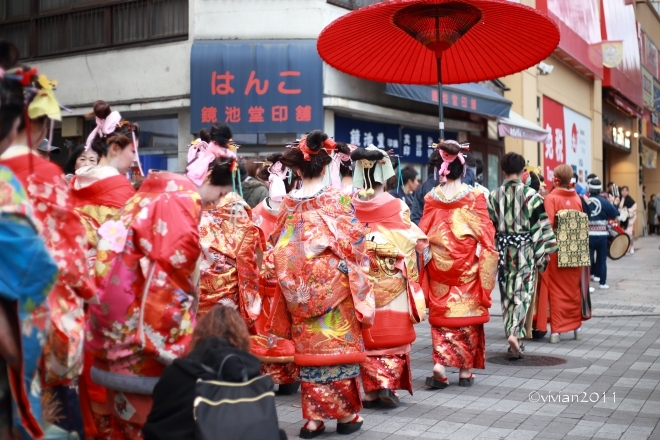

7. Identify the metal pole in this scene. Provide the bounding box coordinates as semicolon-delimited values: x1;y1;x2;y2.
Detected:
436;55;444;142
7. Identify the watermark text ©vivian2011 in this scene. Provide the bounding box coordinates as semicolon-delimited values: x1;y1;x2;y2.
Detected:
528;391;615;403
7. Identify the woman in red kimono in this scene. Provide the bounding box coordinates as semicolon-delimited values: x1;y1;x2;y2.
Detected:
267;130;375;439
86;155;236;439
69;100;138;439
350;146;427;408
418;141;498;388
191;124;261;322
0;71;95;438
251;152;301;395
537;164;588;343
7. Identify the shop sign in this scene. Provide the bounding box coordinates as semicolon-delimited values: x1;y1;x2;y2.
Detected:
333;115;456;165
542;96;593;190
190;40;323;134
643;67;654;110
642;143;658;169
611;127;631;150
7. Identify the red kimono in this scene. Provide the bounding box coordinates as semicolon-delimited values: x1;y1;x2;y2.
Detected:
0;147;95;387
251;198;298;385
537;188;586;334
86;171;202;438
69;165;136;438
267;187;375;420
352;192;427;395
198;192;261;322
419;184;498;369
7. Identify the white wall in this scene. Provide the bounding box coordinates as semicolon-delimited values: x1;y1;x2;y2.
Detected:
32;40;192;112
193;0;344;40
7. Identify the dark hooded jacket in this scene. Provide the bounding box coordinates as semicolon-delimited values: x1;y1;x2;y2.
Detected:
143;336;283;440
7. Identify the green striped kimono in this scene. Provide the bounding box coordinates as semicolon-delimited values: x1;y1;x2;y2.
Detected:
490;179;557;339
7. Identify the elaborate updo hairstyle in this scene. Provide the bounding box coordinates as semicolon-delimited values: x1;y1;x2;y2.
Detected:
199;128;211;143
529;171;541;192
257;152;299;193
89;100;140;158
553;164;573;189
349;147;393;190
428;141;464;181
0;42;24;144
209;123;232;147
280;130;333;179
501;152;526;175
208;157;235;187
336;142;353;178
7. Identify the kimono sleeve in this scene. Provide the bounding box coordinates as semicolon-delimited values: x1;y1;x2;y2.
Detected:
133;193;201;280
235;210;263;325
329;197;375;327
473;194;498;303
528;193;556;272
32;176;95;300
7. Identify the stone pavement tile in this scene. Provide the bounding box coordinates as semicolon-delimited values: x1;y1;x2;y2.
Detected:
473;427;513;439
620;427;654;440
593;423;629;439
354;431;391;439
425;420;464;435
503;430;538;440
633;415;660;428
566;420;605;436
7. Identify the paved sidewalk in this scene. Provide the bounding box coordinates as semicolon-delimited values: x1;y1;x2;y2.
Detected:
275;236;660;439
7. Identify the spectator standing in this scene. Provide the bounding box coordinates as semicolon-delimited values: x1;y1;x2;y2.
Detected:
389;166;419;209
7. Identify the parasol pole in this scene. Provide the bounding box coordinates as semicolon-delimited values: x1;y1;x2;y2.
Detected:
436;55;444;142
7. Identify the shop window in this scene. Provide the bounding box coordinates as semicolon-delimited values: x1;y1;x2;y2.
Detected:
0;0;188;59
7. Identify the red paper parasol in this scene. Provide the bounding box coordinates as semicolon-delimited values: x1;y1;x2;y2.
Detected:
318;0;560;140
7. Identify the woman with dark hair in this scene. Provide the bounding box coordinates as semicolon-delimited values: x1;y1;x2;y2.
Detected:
68;100;139;438
336;141;355;193
143;305;287;440
537;165;590;344
0;65;95;438
241;158;269;208
86;148;236;438
193;123;261;324
0;42;58;440
418;141;498;388
490;153;556;358
63;144;98;177
251;152;300;395
618;185;637;254
350;146;427;407
268;130;375;438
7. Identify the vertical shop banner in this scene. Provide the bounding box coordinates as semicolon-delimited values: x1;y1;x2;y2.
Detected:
542;96;592;190
563;107;592;190
642;144;658;169
190;40;323;134
643;67;654;110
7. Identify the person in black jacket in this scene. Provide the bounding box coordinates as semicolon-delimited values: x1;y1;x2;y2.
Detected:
143;306;287;440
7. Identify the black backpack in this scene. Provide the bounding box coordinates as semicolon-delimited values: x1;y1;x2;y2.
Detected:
194;354;280;440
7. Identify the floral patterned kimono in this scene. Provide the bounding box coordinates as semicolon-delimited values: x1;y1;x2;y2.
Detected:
419;184;498;370
267;186;375;420
198;192;261;322
69;164;136;439
0;147;95;437
251;198;299;386
352;192;427;396
0;166;57;440
86;171;202;439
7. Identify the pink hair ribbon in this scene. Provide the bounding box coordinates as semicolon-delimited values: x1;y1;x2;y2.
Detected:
437;142;466;183
268;161;288;201
186;141;236;186
84;110;122;151
329;145;355;189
